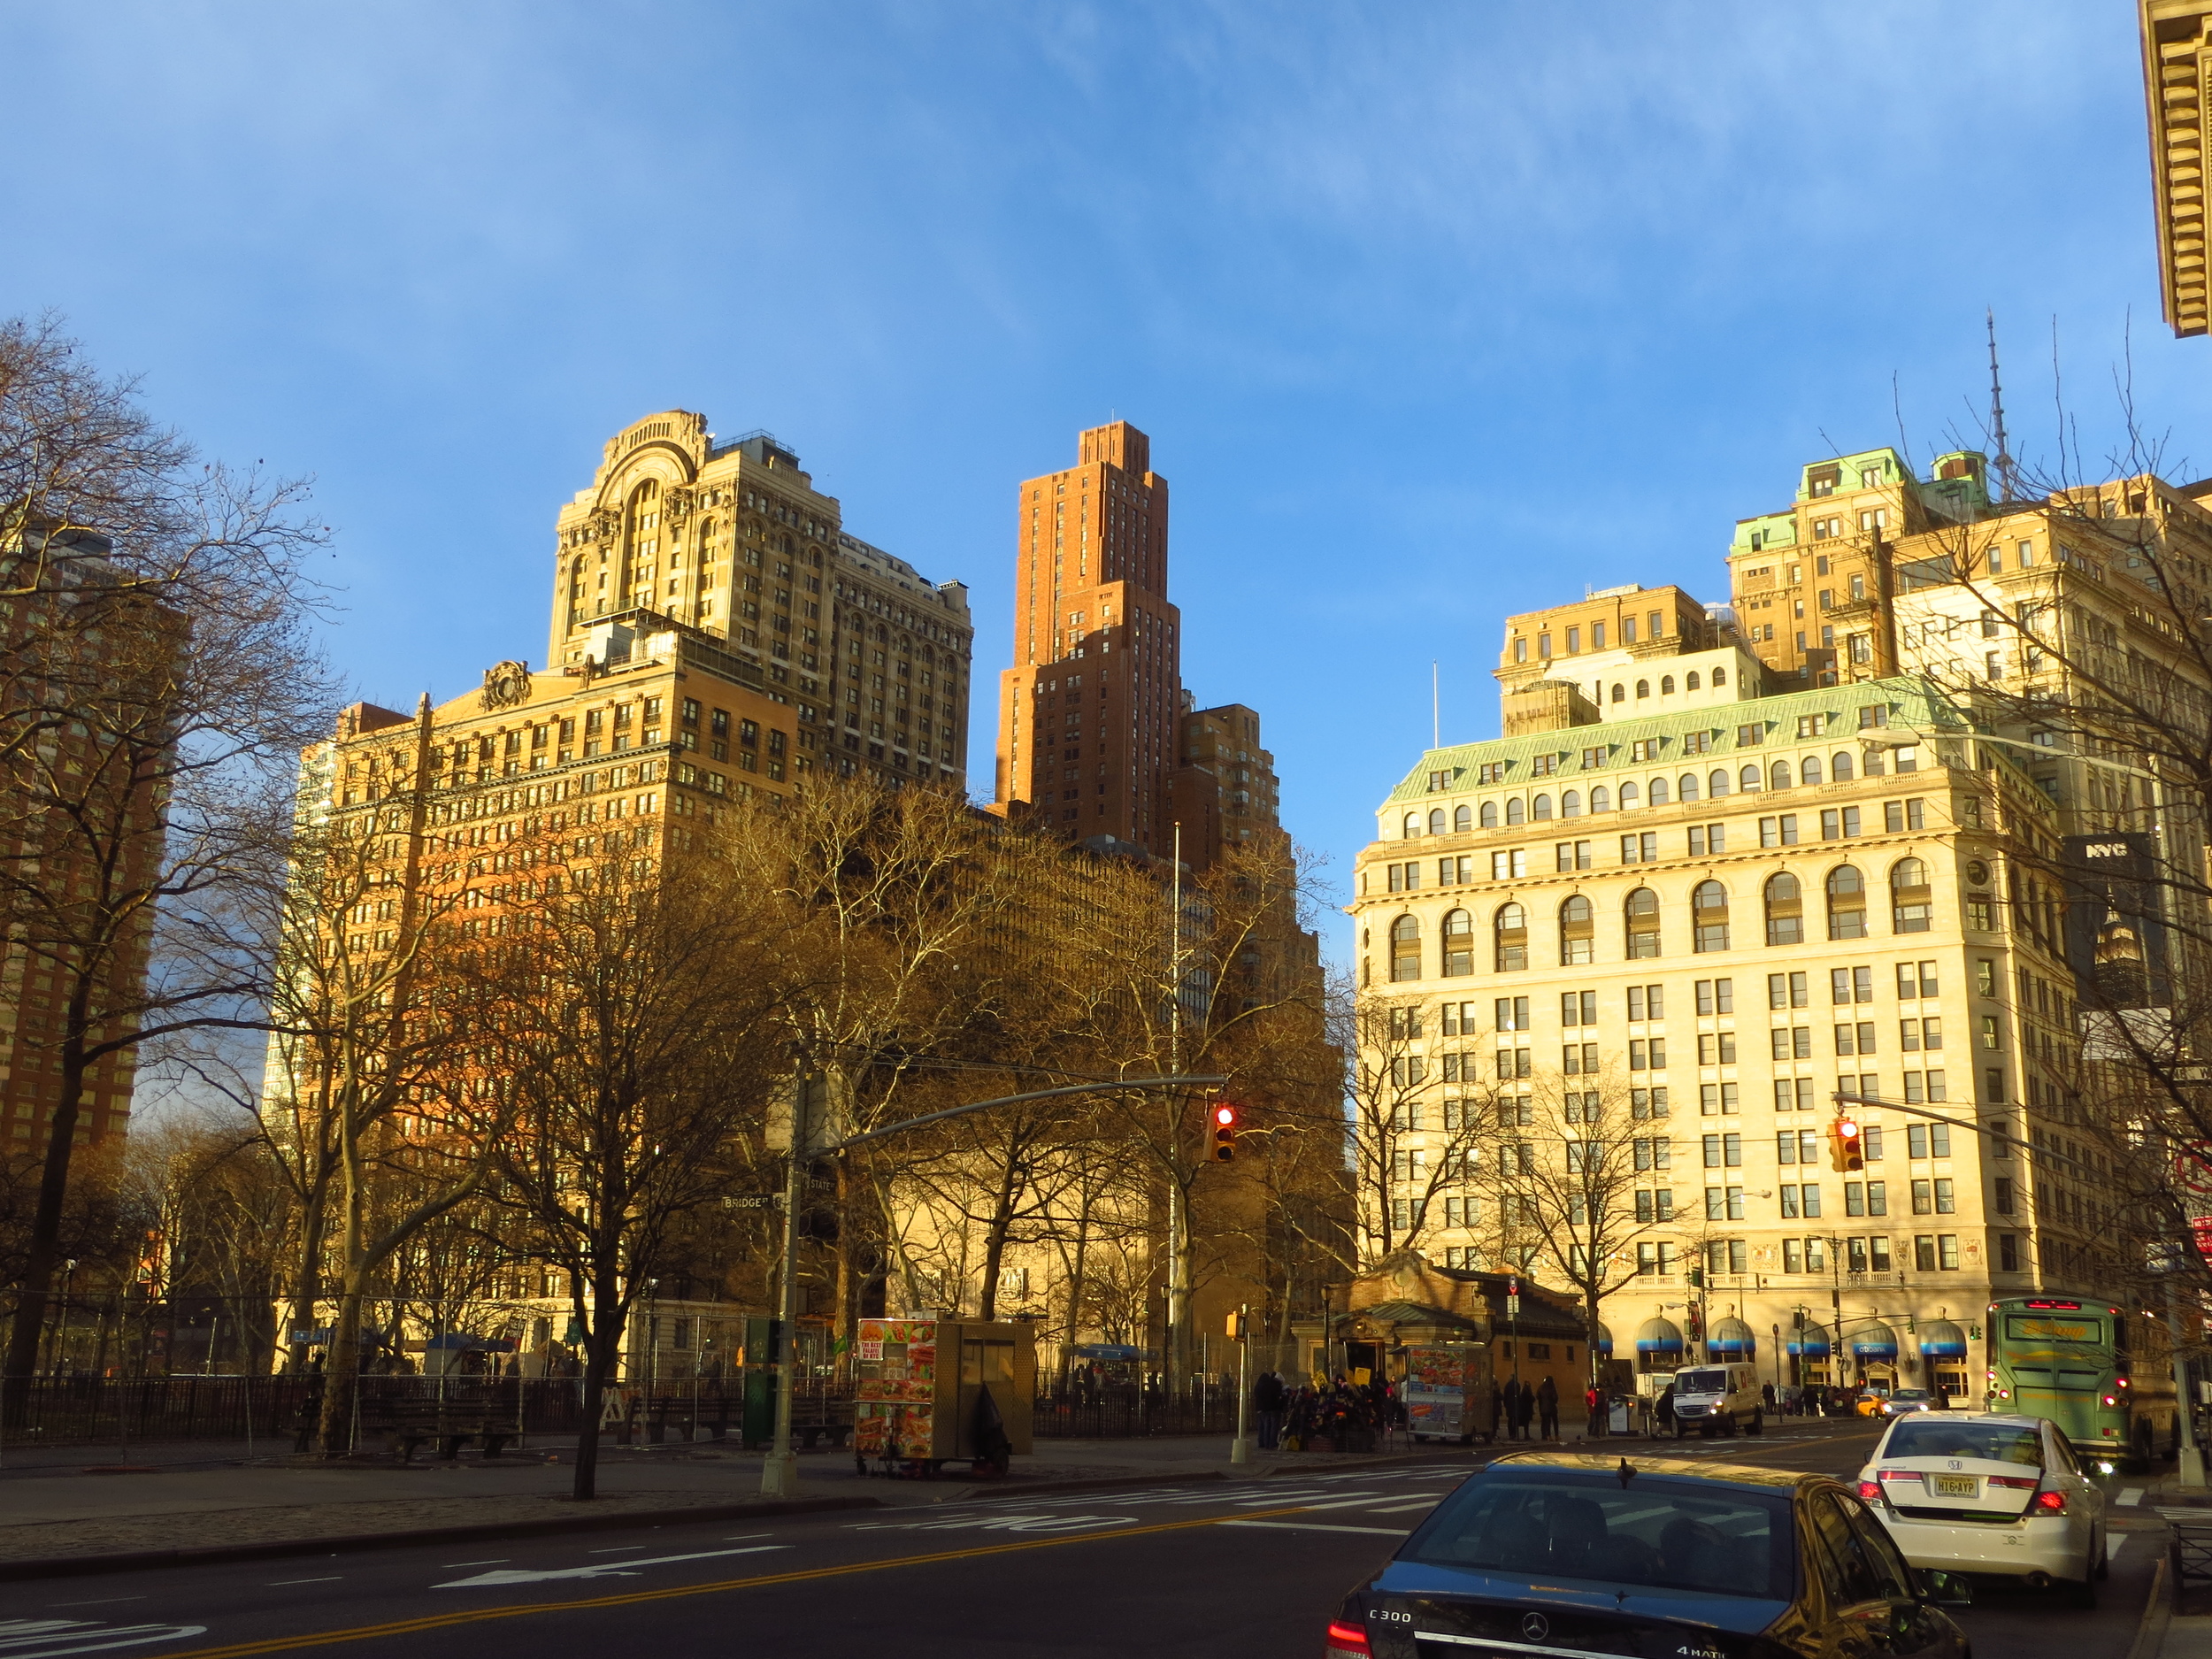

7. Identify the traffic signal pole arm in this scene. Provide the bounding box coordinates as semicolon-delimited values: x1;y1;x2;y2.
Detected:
829;1075;1231;1153
1832;1090;2097;1180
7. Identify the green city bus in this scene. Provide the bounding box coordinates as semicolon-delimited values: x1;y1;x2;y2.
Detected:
1986;1294;2174;1466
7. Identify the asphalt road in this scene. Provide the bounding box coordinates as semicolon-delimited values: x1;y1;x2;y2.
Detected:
0;1421;2170;1659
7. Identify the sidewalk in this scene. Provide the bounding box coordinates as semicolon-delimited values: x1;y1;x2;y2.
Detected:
0;1432;1475;1577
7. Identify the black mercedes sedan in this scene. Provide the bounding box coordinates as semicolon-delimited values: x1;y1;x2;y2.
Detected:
1325;1452;1972;1659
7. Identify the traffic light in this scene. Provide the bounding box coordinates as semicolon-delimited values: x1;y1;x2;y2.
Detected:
1686;1266;1704;1289
1213;1100;1240;1161
1829;1116;1864;1172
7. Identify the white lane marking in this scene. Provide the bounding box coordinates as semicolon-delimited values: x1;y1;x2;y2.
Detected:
0;1621;211;1659
1366;1500;1440;1514
585;1545;649;1553
721;1533;771;1541
265;1578;340;1586
1290;1494;1394;1511
849;1512;1138;1535
2108;1534;2128;1561
1224;1519;1408;1536
2117;1489;2144;1507
37;1606;142;1613
438;1560;509;1567
434;1545;787;1588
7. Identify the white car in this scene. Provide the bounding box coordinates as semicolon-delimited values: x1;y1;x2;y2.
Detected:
1855;1411;2107;1605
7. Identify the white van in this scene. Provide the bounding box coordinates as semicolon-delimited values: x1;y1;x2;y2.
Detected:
1669;1363;1763;1436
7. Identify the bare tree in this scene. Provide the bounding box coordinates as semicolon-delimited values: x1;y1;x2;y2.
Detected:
0;316;334;1412
1336;972;1490;1263
464;847;784;1500
1467;1070;1685;1385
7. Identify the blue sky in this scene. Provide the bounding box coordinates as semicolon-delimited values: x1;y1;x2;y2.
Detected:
4;4;2200;958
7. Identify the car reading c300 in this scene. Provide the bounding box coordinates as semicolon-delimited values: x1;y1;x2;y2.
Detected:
1325;1452;1971;1659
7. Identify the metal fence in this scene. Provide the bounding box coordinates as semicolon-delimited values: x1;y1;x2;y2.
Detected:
0;1374;1238;1450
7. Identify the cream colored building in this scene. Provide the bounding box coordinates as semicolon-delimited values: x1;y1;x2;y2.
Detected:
1345;444;2212;1395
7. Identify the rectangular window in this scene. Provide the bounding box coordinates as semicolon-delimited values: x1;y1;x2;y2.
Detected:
1911;1178;1932;1214
1627;983;1663;1020
1491;848;1527;879
1939;1234;1959;1270
1934;1177;1955;1214
1759;814;1800;848
1845;1181;1865;1217
1999;1233;2019;1271
1700;1033;1738;1064
1737;723;1765;746
1820;806;1862;839
1767;971;1808;1010
1495;996;1531;1031
1695;977;1735;1015
1688;823;1726;856
1561;989;1597;1025
1629;738;1660;761
1555;840;1593;872
1863;1179;1886;1215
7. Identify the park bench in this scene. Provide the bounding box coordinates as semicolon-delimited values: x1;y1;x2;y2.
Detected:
364;1399;518;1463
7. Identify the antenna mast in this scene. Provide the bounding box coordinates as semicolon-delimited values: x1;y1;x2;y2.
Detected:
1986;309;2016;503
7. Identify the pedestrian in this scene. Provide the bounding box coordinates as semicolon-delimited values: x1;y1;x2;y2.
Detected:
1255;1369;1286;1450
1499;1376;1524;1441
1585;1382;1606;1440
1762;1380;1776;1409
1655;1382;1678;1438
1486;1379;1503;1443
1512;1379;1535;1441
1536;1375;1559;1440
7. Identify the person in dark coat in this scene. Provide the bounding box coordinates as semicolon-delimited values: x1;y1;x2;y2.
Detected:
1254;1370;1286;1450
1535;1375;1560;1440
1655;1383;1678;1437
1499;1376;1525;1441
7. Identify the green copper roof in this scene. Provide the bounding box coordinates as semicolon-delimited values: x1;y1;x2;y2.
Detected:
1384;675;1962;805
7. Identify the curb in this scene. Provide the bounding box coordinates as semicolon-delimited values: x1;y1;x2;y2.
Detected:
0;1494;880;1584
2127;1555;2171;1659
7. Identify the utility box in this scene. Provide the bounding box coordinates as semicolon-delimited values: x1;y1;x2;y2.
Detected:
853;1317;1035;1471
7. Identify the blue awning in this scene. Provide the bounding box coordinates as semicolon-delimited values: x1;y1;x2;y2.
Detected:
1786;1322;1832;1359
1708;1317;1755;1357
426;1333;517;1352
1071;1344;1148;1361
1848;1322;1900;1361
1918;1319;1968;1359
1635;1317;1683;1356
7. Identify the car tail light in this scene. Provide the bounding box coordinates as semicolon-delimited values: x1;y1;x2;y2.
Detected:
2034;1490;2067;1513
1326;1620;1374;1658
1987;1475;2038;1490
1859;1480;1883;1501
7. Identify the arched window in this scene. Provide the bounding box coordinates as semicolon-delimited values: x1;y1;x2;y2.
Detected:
1562;789;1582;818
1686;671;1702;690
1532;794;1554;820
1739;764;1761;793
1610;683;1625;703
1506;798;1525;826
1891;857;1932;933
1403;813;1421;837
1770;759;1793;790
1560;895;1595;964
1635;680;1650;699
1831;750;1855;781
1480;802;1500;828
1619;781;1640;809
1647;777;1668;805
1712;667;1728;686
1494;903;1529;972
1661;674;1677;694
1709;769;1731;797
1428;808;1446;834
1390;915;1422;981
1624;887;1661;958
1677;772;1698;802
1442;909;1475;976
1453;804;1471;833
1826;865;1868;940
1801;755;1823;786
1764;872;1804;945
1590;785;1611;812
1692;880;1730;951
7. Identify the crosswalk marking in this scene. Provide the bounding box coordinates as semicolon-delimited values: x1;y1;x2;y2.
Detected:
0;1620;211;1659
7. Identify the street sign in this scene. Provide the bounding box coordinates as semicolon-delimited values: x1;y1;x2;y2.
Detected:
2178;1145;2212;1197
725;1194;780;1210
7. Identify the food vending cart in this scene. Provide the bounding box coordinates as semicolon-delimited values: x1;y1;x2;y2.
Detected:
1402;1341;1494;1444
852;1317;1036;1476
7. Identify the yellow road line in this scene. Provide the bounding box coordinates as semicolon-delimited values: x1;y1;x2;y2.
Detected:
157;1502;1325;1659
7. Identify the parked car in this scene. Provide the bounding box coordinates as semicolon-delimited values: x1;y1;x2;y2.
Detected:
1881;1389;1935;1417
1855;1411;2107;1606
1326;1451;1970;1659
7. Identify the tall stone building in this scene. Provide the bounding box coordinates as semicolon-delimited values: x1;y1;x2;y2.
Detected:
549;414;972;791
1349;442;2212;1397
992;421;1279;872
2141;2;2212;338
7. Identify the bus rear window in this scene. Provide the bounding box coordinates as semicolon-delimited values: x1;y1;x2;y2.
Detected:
1885;1419;2042;1465
2006;1316;2104;1344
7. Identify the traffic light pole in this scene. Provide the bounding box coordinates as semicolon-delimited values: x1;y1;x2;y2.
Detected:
757;1071;1227;1498
1230;1302;1254;1465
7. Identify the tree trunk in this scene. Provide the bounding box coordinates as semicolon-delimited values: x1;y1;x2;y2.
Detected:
976;1154;1022;1322
572;1257;624;1502
281;1196;329;1376
313;1118;367;1455
0;1005;91;1425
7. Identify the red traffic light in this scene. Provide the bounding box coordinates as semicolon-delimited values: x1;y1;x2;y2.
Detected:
1837;1118;1861;1141
1213;1100;1240;1160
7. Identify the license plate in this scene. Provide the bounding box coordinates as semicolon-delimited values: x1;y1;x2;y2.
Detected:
1932;1475;1978;1497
